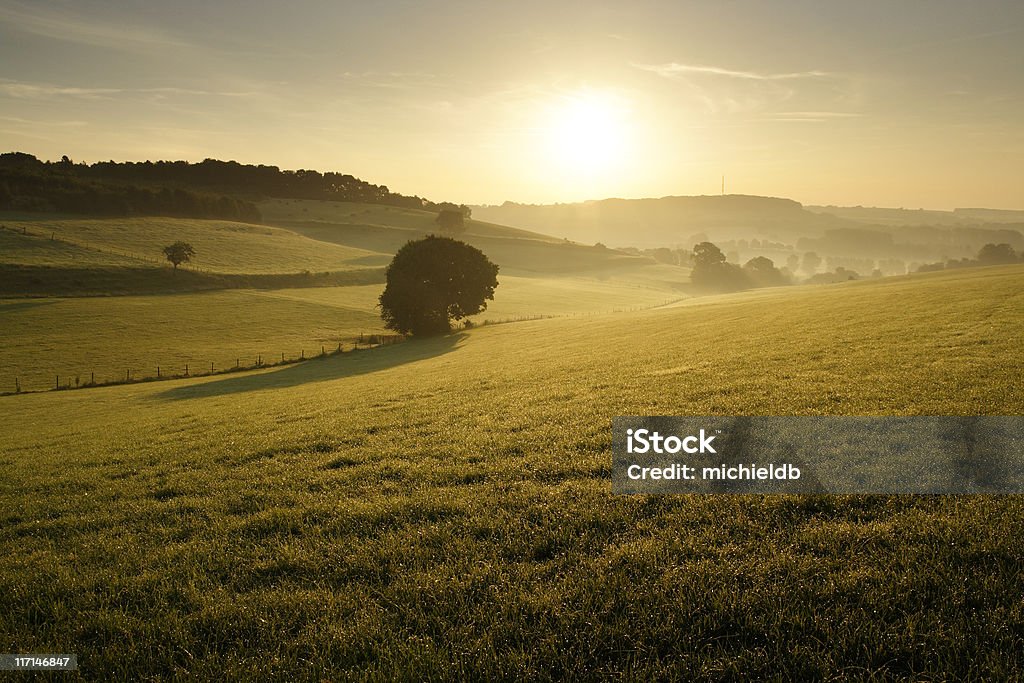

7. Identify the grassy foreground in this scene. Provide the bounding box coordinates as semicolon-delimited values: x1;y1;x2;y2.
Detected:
1;265;1022;680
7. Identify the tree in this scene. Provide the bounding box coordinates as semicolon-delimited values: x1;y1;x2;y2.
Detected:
691;241;749;291
379;235;499;336
692;241;727;268
976;243;1018;265
743;256;788;287
802;251;822;274
163;241;195;270
435;209;466;235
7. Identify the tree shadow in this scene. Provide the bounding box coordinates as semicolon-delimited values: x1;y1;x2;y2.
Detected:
155;333;465;401
0;299;60;313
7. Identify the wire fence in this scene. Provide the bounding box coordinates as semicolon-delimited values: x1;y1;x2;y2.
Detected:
1;223;209;272
5;333;405;396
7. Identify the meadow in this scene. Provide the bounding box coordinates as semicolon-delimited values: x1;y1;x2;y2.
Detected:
0;216;381;274
0;268;687;392
1;205;690;391
1;264;1022;680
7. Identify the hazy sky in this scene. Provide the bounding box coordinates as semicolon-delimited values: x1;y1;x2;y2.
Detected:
1;0;1022;208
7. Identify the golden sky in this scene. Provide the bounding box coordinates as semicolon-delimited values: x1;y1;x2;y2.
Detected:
1;1;1022;209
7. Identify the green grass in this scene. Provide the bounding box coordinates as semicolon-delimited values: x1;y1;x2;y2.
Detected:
0;290;388;391
259;268;690;321
0;228;145;268
260;199;656;276
1;265;1022;679
1;217;381;274
259;199;563;242
1;266;690;391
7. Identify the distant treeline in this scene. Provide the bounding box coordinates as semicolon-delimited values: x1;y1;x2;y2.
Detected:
1;153;262;222
0;151;466;220
917;243;1023;273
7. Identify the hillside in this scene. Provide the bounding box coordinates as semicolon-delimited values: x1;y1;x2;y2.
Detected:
0;217;381;274
473;195;1024;269
1;264;1022;678
0;202;692;390
807;204;1024;227
259;200;659;276
472;194;851;248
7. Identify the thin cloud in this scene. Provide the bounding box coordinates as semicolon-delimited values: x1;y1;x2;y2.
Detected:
634;62;831;81
763;111;864;122
0;79;256;101
0;1;191;51
0;81;121;99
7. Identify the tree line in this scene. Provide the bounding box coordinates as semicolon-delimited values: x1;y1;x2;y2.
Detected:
0;153;261;221
0;151;468;219
917;243;1023;272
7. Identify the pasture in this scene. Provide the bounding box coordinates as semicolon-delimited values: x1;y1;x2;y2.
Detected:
0;216;380;274
1;265;1022;679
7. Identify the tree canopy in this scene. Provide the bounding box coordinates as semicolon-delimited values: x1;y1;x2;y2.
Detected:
379;236;499;336
436;209;466;235
163;241;196;270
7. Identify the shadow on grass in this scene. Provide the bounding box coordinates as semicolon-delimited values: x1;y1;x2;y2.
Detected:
156;333;465;401
0;299;60;313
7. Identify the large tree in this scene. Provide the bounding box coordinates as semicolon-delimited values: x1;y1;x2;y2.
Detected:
379;235;499;336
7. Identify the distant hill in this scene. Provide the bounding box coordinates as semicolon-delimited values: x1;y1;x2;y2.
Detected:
472;195;851;248
807;205;1024;227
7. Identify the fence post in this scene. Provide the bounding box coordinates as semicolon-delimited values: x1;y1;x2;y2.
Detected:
322;345;325;356
210;362;214;373
236;358;239;368
91;371;94;385
15;377;19;393
282;352;285;363
56;375;59;390
185;364;189;376
157;366;161;378
301;349;304;360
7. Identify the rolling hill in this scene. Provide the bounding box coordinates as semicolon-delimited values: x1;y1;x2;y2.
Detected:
472;194;852;248
1;264;1022;679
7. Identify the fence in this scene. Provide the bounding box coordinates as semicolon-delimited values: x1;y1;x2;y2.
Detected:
5;333;405;396
1;223;208;272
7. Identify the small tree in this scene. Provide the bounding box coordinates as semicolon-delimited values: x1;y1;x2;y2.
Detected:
802;251;822;274
163;241;195;270
435;209;466;235
379;235;499;336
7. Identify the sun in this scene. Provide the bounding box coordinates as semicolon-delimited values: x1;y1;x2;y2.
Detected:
541;90;630;175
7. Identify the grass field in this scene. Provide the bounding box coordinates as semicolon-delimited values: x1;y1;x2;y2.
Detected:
0;290;388;391
259;199;563;242
0;228;145;268
259;200;654;276
1;265;1022;679
0;216;381;274
1;202;691;392
0;268;687;391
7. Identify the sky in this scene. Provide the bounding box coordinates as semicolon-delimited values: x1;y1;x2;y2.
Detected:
1;0;1022;209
